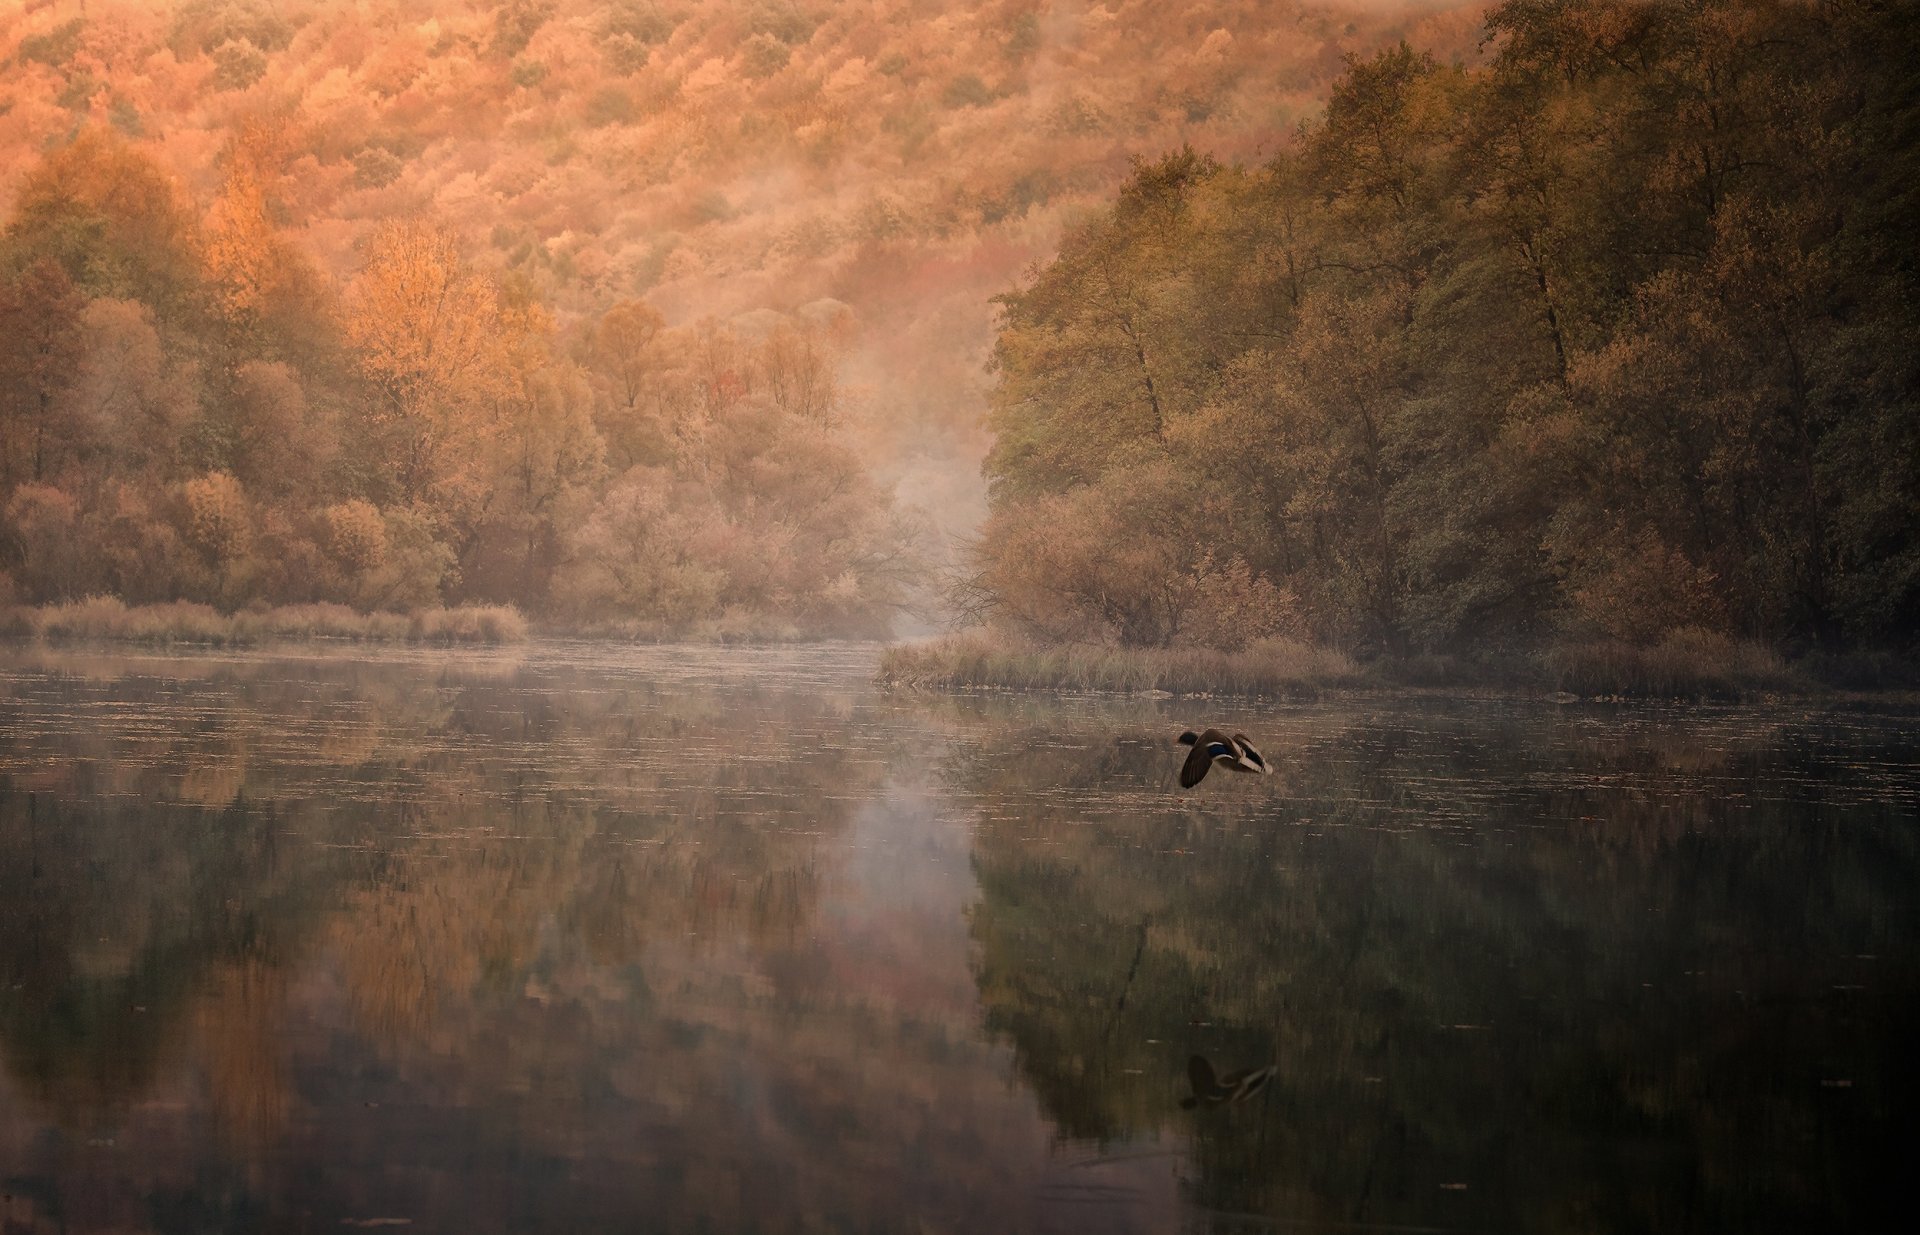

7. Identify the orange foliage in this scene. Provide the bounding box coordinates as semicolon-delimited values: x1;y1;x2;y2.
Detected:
0;1;1486;632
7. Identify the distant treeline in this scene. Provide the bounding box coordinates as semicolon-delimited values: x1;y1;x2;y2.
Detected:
0;129;919;637
971;0;1920;656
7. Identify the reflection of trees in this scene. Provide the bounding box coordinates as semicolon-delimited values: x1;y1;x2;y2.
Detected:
0;651;875;1142
0;788;345;1124
7;648;1171;1235
198;954;291;1147
9;654;1915;1232
956;703;1920;1233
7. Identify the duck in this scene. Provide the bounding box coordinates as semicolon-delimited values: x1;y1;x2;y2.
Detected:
1176;728;1272;788
1180;1054;1276;1109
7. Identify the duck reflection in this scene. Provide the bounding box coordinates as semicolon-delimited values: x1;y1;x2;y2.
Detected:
1;653;1916;1235
953;702;1920;1233
1181;1055;1275;1109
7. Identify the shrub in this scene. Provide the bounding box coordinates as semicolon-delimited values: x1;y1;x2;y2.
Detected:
322;500;388;574
240;602;372;640
1552;525;1724;645
183;471;251;565
409;605;529;643
972;462;1288;650
38;596;231;645
14;600;527;646
5;484;89;601
1543;628;1801;700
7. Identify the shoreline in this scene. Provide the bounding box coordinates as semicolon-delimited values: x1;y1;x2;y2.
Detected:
0;599;882;650
5;609;1916;706
0;598;530;647
876;631;1920;706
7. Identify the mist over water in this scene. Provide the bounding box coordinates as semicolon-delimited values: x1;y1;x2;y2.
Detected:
1;644;1914;1232
2;4;1915;1230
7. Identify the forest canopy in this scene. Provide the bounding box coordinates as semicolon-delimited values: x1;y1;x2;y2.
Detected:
0;125;919;635
0;0;1484;637
972;0;1920;656
4;1;1915;652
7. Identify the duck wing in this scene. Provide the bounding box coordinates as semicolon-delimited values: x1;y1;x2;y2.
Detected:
1178;729;1236;789
1179;741;1214;788
1230;733;1271;774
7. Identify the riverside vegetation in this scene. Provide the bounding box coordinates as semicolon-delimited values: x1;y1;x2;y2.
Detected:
5;2;1914;690
877;626;1821;702
924;0;1920;698
0;0;1474;643
1;597;529;646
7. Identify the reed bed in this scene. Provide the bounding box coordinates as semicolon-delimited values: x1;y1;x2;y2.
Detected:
6;597;528;647
882;628;1837;702
1543;629;1804;701
405;605;530;644
559;611;808;644
878;631;1361;698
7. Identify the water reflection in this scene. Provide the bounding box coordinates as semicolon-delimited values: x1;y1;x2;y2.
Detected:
953;701;1920;1233
0;647;1915;1233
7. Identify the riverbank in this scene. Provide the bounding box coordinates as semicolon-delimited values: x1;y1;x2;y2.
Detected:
0;598;873;649
877;632;1364;699
0;598;529;646
9;605;1909;700
878;629;1914;702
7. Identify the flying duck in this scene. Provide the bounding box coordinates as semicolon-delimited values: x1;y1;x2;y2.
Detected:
1181;1054;1276;1109
1176;728;1272;788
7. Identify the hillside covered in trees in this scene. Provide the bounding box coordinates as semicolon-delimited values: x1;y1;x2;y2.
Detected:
0;0;1486;636
971;0;1920;661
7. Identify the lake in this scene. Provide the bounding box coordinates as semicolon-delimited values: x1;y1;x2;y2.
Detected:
1;643;1914;1233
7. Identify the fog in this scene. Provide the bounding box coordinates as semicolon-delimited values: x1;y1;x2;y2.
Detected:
0;0;1481;634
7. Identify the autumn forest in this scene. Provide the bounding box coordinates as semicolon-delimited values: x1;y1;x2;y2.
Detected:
974;0;1920;663
4;6;1919;1229
1;0;1915;663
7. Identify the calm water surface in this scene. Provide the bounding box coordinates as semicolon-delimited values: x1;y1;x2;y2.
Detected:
0;643;1915;1233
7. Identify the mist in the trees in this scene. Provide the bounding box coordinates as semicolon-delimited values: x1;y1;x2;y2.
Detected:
2;4;1916;1233
1;0;1499;638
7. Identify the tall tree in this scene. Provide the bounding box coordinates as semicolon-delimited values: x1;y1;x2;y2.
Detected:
0;261;88;486
345;220;513;515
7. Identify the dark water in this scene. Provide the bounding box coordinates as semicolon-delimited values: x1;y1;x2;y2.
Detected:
1;644;1915;1234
